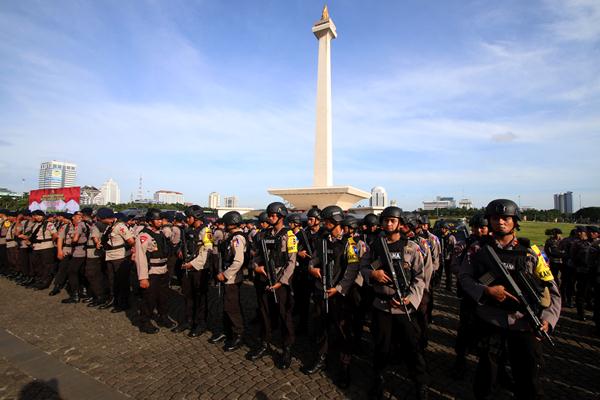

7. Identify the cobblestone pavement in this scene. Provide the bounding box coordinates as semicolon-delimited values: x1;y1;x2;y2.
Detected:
0;277;599;400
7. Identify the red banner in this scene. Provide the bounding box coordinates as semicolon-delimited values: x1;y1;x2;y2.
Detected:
29;187;80;213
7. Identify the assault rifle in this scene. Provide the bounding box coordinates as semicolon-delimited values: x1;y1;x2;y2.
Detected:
213;249;224;298
299;228;313;258
260;238;278;304
484;245;554;346
319;237;333;314
379;236;412;320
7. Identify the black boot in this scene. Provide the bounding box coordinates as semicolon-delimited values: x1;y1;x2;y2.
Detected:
223;336;243;352
157;316;176;329
97;297;113;309
61;294;80;304
369;374;384;400
171;321;191;333
303;354;327;375
139;322;159;334
278;346;292;370
48;286;61;296
87;297;104;307
188;325;206;338
208;332;227;344
337;364;351;389
246;342;269;361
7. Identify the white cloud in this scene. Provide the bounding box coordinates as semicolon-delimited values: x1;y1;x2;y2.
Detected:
544;0;600;41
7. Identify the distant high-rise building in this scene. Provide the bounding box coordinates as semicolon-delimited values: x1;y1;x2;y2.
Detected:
553;191;573;214
369;186;387;208
224;196;238;208
100;178;120;205
208;192;220;208
38;161;77;189
154;190;184;204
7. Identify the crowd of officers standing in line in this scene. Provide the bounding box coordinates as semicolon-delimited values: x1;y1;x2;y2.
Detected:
0;197;587;399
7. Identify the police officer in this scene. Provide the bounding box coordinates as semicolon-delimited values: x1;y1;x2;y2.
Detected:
458;199;561;400
214;211;247;352
439;222;457;291
173;206;213;337
303;208;366;389
361;213;380;247
15;210;34;286
287;213;311;335
415;215;441;328
340;214;371;354
452;213;489;377
404;215;434;351
246;202;297;369
97;207;135;312
572;226;591;320
54;212;76;301
80;208;107;307
135;208;175;334
544;228;564;289
361;206;429;400
27;210;58;290
4;212;20;279
559;228;578;308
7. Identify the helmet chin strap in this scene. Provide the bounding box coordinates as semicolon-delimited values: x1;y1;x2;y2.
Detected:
270;215;282;226
493;229;514;238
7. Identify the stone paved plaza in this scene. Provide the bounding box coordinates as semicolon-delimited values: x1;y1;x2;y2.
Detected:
0;277;599;400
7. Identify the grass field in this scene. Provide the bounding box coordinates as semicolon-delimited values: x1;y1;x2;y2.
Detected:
517;221;576;247
431;219;576;247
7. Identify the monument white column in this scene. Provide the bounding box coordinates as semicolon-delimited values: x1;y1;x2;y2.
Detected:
312;6;336;187
267;6;370;210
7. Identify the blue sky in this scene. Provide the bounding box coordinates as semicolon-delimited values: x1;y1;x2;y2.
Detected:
1;0;599;210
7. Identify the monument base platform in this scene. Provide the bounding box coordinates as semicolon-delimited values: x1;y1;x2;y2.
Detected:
268;186;370;211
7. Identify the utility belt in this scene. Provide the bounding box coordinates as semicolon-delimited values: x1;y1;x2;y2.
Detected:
31;238;53;244
149;257;168;268
103;243;126;251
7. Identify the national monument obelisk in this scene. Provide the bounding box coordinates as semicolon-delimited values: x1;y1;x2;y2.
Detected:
268;6;370;210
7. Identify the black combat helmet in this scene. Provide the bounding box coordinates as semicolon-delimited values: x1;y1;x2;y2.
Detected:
185;205;204;219
485;199;521;221
321;205;344;224
379;206;405;224
286;213;301;225
404;213;419;229
469;213;489;228
258;211;269;224
417;215;430;225
222;211;243;226
146;208;162;221
266;202;288;217
96;207;114;220
306;207;321;220
341;215;359;229
362;213;379;227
